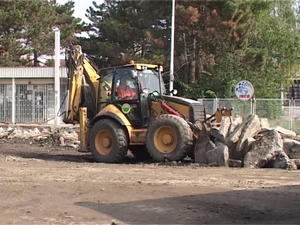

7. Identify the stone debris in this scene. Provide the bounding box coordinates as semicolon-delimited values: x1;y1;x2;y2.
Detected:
283;138;300;159
229;115;243;134
218;117;231;139
290;159;300;169
1;113;300;170
0;125;79;149
195;114;300;170
235;115;261;153
275;126;296;138
243;129;284;168
260;118;270;129
215;141;229;167
194;133;229;167
194;133;215;164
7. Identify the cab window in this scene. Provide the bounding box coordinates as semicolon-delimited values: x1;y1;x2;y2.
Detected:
114;68;138;101
99;73;113;102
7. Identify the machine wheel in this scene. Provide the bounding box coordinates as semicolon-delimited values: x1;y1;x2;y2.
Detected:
146;114;193;161
89;119;128;163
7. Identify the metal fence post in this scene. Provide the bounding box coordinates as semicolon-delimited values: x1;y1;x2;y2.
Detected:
251;98;256;115
290;98;294;131
11;78;16;124
214;98;218;112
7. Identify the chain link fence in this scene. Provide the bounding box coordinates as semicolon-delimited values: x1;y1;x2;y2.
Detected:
2;88;300;131
198;98;300;133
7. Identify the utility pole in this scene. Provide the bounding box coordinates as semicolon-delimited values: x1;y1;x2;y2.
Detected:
54;27;61;125
169;0;175;95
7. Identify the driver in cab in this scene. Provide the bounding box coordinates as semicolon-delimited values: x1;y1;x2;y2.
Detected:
116;79;137;100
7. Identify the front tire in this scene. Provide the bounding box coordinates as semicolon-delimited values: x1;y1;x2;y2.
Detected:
146;114;193;161
89;119;128;163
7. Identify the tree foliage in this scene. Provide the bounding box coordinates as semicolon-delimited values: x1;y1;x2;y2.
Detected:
81;0;171;67
0;0;80;66
1;0;298;98
85;0;299;98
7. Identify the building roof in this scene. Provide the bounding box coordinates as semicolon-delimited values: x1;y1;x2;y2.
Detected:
0;67;67;78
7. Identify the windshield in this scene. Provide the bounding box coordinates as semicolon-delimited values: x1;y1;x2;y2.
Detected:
136;69;165;94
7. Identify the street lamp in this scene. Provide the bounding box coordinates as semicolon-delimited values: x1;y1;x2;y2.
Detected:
53;26;61;125
169;0;175;95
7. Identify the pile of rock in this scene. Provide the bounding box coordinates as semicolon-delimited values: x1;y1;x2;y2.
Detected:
0;126;79;149
194;115;300;169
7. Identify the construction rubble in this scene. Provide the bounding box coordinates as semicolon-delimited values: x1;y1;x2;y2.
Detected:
194;115;300;170
0;115;300;170
0;125;79;149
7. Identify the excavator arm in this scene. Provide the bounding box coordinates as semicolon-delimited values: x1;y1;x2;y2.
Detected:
64;45;100;123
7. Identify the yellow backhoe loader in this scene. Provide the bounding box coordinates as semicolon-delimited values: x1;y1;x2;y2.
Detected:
64;45;230;163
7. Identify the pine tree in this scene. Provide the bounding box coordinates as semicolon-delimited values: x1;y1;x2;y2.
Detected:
0;0;81;66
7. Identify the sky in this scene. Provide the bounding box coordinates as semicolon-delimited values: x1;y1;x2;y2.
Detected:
57;0;100;22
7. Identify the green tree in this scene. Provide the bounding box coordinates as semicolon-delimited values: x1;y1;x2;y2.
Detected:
82;0;300;99
81;0;171;67
0;0;81;66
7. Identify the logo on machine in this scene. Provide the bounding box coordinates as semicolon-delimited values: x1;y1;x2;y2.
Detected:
235;80;254;100
121;103;131;114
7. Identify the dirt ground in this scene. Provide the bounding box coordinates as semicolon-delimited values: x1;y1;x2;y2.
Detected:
0;143;299;224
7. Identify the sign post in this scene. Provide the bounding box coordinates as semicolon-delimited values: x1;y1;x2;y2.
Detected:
235;80;255;115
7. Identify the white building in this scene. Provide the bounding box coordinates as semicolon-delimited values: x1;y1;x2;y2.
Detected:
0;67;67;124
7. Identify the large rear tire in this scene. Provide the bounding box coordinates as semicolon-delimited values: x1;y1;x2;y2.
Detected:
89;119;128;163
146;114;193;161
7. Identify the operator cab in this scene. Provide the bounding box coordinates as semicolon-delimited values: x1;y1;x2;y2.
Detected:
98;64;164;128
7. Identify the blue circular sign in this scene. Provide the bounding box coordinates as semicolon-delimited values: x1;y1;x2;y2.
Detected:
235;80;254;100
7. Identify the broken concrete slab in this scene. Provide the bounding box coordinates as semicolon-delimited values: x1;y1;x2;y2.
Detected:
195;138;229;167
226;119;246;145
218;117;231;139
205;149;218;165
283;139;300;159
290;159;300;169
260;118;270;129
292;135;300;142
236;115;261;153
286;145;300;159
283;138;296;151
225;118;247;159
275;126;296;138
244;129;283;168
242;137;256;155
215;141;229;167
229;116;243;134
194;134;216;164
271;151;297;170
209;128;225;143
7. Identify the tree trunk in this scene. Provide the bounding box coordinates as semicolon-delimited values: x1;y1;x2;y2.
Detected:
196;46;203;81
189;36;196;84
33;50;39;67
183;33;189;84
